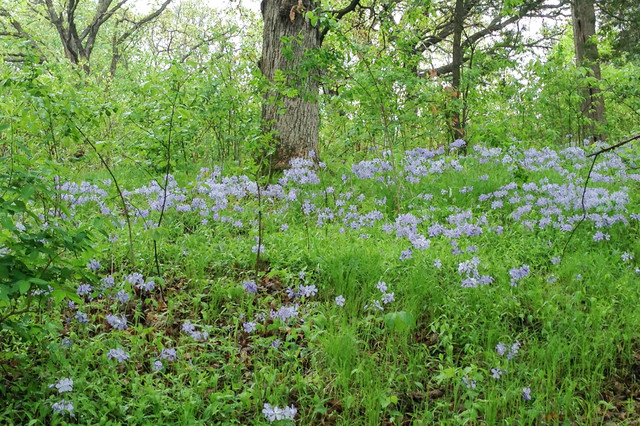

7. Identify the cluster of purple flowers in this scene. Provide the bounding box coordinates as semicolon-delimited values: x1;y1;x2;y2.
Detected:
262;403;297;423
86;259;101;271
497;340;521;360
75;311;88;324
126;272;155;292
243;280;258;294
101;275;115;289
270;305;299;322
364;282;394;311
106;314;128;330
286;284;318;299
76;284;93;297
283;158;320;185
115;290;130;303
160;348;177;361
182;321;209;341
457;257;494;288
509;265;530;287
462;375;476;389
52;400;74;415
49;377;73;393
49;375;75;416
107;347;130;363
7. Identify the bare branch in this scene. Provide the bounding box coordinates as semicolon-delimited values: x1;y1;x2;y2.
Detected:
587;134;640;157
114;0;173;46
319;0;360;44
80;0;125;42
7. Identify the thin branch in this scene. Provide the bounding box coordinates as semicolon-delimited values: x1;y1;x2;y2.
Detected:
561;154;596;260
80;0;125;41
586;134;640;157
154;81;180;276
114;0;172;46
562;133;640;258
319;0;360;43
73;124;136;268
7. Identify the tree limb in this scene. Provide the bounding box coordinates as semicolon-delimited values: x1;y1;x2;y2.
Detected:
319;0;359;44
417;0;548;78
587;134;640;157
114;0;173;46
0;6;47;60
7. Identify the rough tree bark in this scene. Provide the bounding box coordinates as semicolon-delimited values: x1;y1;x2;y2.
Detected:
260;0;321;169
450;0;465;143
571;0;606;143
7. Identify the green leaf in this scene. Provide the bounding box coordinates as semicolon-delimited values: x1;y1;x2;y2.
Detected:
16;280;30;295
0;286;10;302
1;216;14;231
383;311;416;332
29;278;48;286
20;185;34;201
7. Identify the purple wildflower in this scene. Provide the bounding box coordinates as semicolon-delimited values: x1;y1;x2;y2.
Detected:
450;139;466;149
399;248;413;260
462;375;476;389
298;284;317;297
335;295;345;306
49;378;73;393
270;305;299;322
86;259;101;271
51;400;74;415
76;284;93;297
507;341;521;360
160;348;177;361
262;403;297;423
243;280;258;294
106;314;127;330
490;368;506;379
136;280;155;292
107;347;130;363
126;272;144;286
75;311;88;324
509;265;530;286
101;275;115;289
115;290;130;303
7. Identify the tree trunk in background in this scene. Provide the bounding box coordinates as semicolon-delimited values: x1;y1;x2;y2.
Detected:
571;0;606;143
450;0;465;143
260;0;320;169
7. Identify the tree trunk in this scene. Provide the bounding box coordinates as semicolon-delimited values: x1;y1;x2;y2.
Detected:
450;0;465;144
571;0;605;143
260;0;320;169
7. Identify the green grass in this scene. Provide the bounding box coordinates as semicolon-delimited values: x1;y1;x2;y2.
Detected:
2;145;640;425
